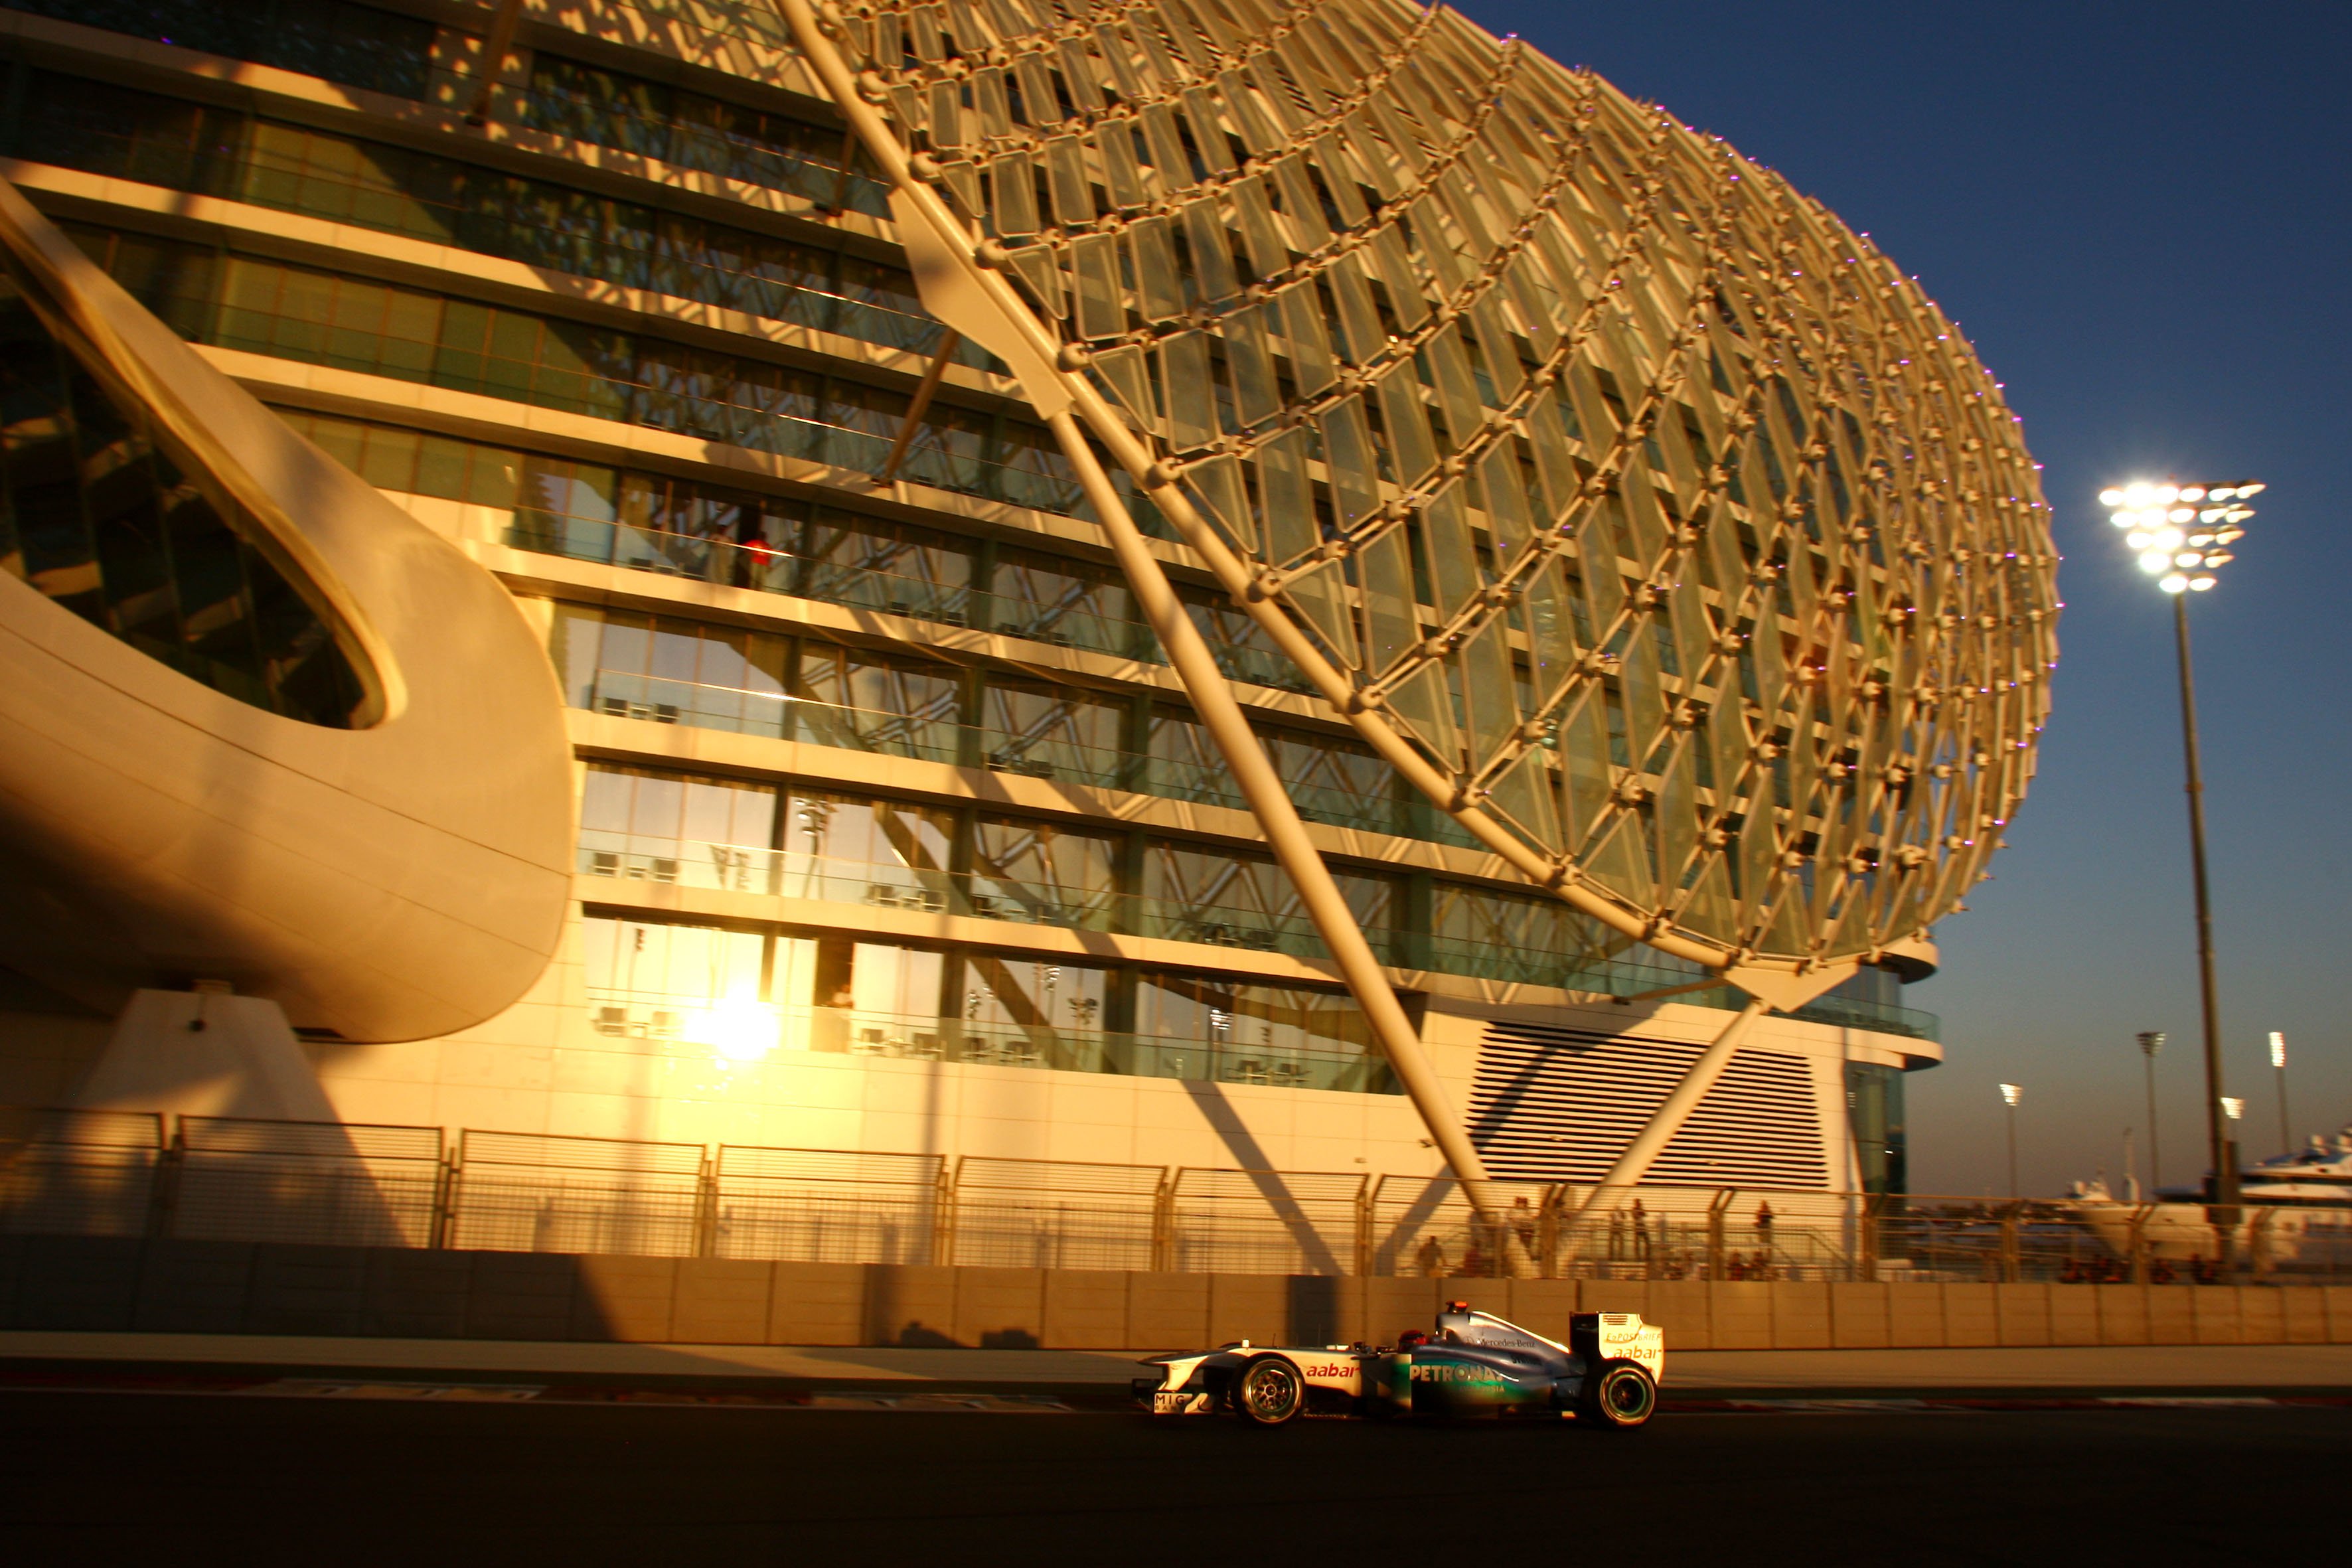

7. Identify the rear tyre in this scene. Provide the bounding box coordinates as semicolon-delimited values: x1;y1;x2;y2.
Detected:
1583;1360;1657;1431
1231;1355;1306;1426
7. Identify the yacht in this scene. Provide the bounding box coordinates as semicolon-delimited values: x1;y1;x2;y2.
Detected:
2062;1128;2352;1267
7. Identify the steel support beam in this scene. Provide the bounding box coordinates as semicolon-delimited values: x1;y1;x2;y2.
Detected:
1046;410;1526;1271
774;0;1526;1263
1574;996;1769;1217
873;330;960;485
463;0;528;127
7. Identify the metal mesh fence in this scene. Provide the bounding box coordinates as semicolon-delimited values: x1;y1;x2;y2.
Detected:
171;1117;442;1248
1368;1175;1556;1278
449;1131;706;1257
0;1107;163;1237
1559;1186;1857;1281
4;1103;2349;1281
712;1146;942;1264
1168;1168;1363;1277
948;1157;1164;1271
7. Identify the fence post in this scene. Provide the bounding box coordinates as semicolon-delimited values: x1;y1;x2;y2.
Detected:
694;1146;718;1259
931;1159;957;1267
1998;1204;2021;1283
1858;1193;1883;1283
2128;1204;2153;1285
430;1144;459;1251
1706;1188;1732;1280
1152;1172;1175;1273
1352;1179;1372;1279
145;1119;185;1240
2247;1208;2275;1281
1536;1186;1561;1280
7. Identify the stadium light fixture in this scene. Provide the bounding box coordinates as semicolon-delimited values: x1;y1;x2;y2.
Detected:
2104;478;2258;594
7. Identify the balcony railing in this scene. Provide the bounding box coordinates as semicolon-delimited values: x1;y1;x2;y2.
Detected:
573;823;1940;1040
574;673;1468;838
519;516;1306;692
578;834;1395;963
578;996;1398;1096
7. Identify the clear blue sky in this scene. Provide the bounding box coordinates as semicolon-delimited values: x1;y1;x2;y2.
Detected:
1458;0;2352;1196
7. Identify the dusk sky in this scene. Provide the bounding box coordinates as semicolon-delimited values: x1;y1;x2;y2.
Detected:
1464;0;2351;1196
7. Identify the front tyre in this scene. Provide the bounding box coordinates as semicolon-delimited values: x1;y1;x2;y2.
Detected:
1583;1361;1657;1431
1231;1355;1306;1426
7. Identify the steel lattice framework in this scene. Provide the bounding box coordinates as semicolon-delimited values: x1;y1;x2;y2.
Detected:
802;0;2059;986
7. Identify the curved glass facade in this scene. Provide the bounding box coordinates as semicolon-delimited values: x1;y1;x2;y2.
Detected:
0;277;365;724
12;72;979;367
54;222;1119;524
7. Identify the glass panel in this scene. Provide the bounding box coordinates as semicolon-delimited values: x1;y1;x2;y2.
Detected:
1356;526;1420;676
8;0;439;99
582;916;765;1006
1160;331;1217;453
971;817;1117;929
1456;617;1518;770
978;677;1125;786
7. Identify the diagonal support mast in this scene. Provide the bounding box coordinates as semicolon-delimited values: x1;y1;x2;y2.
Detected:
1048;409;1522;1263
774;0;1527;1265
873;329;960;485
1573;995;1768;1220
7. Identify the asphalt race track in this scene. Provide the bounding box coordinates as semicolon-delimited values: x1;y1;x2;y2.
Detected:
1;1391;2337;1561
1;1387;2339;1564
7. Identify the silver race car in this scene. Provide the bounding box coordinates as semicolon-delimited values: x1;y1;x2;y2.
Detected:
1134;1301;1664;1429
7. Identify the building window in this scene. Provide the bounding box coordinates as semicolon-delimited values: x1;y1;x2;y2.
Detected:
580;915;767;1046
13;73;964;364
510;50;890;216
1844;1061;1909;1197
1134;975;1393;1093
58;222;1076;513
978;677;1127;786
2;0;441;100
777;783;956;913
971;816;1119;929
578;765;779;892
549;603;791;735
1138;841;1397;959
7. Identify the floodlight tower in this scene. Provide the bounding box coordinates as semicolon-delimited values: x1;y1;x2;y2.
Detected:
2137;1030;2165;1192
2099;480;2264;1214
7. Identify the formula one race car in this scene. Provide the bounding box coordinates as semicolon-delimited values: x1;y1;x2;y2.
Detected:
1133;1301;1664;1429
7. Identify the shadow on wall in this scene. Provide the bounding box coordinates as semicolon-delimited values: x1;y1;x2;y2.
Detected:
43;990;419;1250
1287;1274;1346;1345
1181;1079;1345;1275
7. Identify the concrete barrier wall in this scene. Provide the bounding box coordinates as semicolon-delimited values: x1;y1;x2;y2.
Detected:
4;1235;2350;1349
